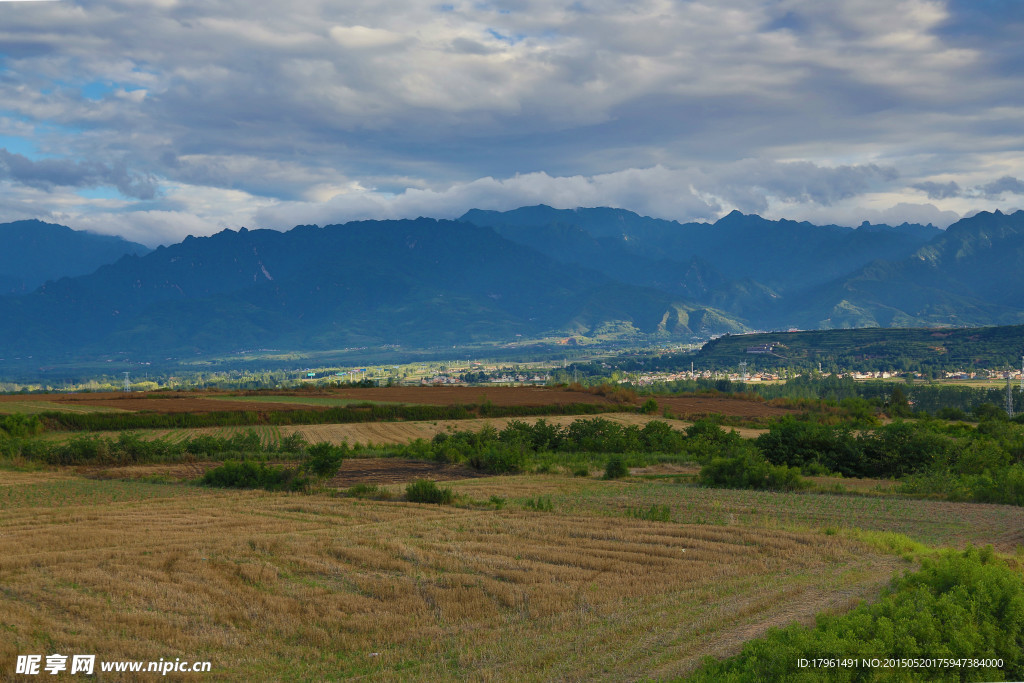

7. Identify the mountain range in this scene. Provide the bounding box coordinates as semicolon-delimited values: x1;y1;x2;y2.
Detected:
1;207;1023;365
0;220;150;295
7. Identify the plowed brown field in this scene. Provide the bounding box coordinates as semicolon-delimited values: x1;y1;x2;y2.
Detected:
2;387;794;419
657;395;792;418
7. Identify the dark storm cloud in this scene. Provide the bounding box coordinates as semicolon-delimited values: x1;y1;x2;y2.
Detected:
979;176;1024;198
0;148;157;199
913;181;963;200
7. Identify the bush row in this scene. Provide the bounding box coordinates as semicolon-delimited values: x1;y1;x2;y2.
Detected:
0;429;330;466
36;401;620;432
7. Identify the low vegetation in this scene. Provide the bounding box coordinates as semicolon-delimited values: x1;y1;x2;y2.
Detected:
404;479;455;504
690;546;1024;681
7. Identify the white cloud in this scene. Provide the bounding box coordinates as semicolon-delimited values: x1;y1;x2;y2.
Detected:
0;1;1021;242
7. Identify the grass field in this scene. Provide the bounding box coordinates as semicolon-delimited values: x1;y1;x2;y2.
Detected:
0;471;914;681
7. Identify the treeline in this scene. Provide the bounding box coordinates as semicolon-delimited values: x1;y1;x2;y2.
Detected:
0;429;311;466
36;401;618;432
380;417;736;472
694;325;1024;374
644;375;1024;419
758;416;1024;505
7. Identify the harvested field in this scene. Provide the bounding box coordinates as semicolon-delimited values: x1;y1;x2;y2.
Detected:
71;458;486;486
446;477;1024;551
0;472;906;681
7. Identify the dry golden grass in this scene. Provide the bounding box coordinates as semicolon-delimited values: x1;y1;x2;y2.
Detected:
0;473;903;681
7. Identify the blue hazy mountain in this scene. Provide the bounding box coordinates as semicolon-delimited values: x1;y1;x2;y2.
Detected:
0;218;746;361
2;208;1022;365
784;210;1024;328
0;219;151;295
460;205;941;325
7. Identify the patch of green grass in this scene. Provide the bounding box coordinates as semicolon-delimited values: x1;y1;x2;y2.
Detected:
345;483;393;500
626;504;671;522
0;478;204;510
520;495;554;511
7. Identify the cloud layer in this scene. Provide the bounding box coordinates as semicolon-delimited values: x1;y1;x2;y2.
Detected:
0;0;1022;243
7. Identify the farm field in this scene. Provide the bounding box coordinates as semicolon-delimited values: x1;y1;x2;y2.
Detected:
4;386;1023;679
41;413;770;450
0;386;798;419
1;469;922;681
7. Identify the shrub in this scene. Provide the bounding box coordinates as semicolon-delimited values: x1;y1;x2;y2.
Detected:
200;461;309;492
0;413;43;438
689;547;1024;681
468;443;527;474
639;398;659;414
604;456;629;479
304;442;346;478
698;452;807;491
405;479;454;505
346;483;391;499
277;432;309;453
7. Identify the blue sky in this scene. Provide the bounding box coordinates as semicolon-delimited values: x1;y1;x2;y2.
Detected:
0;0;1022;245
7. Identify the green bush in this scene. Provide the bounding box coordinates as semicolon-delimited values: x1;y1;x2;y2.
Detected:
0;413;43;438
304;441;346;478
689;547;1024;682
604;456;629;479
200;461;309;492
468;443;527;474
639;398;659;414
345;483;391;499
405;479;454;505
698;451;807;491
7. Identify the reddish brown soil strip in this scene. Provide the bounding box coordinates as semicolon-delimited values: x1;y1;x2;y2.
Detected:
3;387;796;419
658;395;793;418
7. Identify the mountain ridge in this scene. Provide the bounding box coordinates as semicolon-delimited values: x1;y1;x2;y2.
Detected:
2;207;1023;367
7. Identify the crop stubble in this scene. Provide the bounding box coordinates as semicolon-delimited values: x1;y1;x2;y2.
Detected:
0;472;903;681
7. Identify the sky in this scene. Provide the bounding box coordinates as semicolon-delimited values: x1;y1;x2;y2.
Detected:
0;0;1023;246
